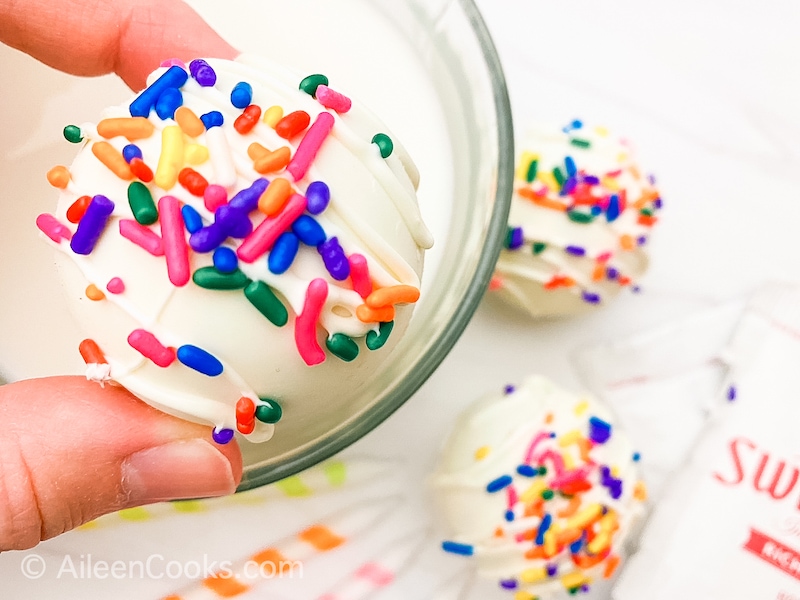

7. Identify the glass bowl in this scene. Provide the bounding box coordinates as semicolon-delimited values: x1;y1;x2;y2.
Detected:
0;0;513;490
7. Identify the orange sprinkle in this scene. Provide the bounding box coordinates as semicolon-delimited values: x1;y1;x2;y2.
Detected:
86;284;105;301
79;339;107;364
633;189;659;209
174;107;205;137
544;412;554;424
202;573;250;598
633;481;648;501
524;500;545;518
638;214;658;227
618;276;632;286
299;525;345;551
96;117;155;140
603;555;621;579
592;263;605;282
524;546;547;560
254;146;292;174
250;548;292;573
573;552;607;569
46;165;70;189
66;195;92;223
356;304;395;323
517;186;568;212
556;528;583;546
578;438;593;462
92;141;133;180
543;275;575;290
557;496;582;518
619;234;635;251
258;177;293;216
162;596;182;600
365;285;420;309
494;527;505;538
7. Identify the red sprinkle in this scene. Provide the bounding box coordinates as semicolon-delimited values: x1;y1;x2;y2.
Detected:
66;195;92;224
178;167;209;196
275;110;310;139
234;105;262;135
129;157;154;182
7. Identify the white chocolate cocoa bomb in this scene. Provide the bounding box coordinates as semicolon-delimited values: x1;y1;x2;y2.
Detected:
432;376;647;598
41;58;431;444
492;123;662;317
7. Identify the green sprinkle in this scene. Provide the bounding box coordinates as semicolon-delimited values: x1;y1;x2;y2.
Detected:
372;133;393;158
275;475;311;497
538;465;547;476
127;181;158;225
504;226;515;249
244;280;288;327
570;138;591;149
323;460;347;486
541;489;555;500
567;210;595;224
552;166;566;187
640;208;654;217
63;124;83;144
193;267;250;290
526;159;538;183
366;320;394;351
532;242;547;255
298;74;329;98
255;398;283;424
326;333;359;362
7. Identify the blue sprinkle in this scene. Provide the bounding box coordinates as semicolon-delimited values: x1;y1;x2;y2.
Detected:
632;452;641;462
176;344;223;376
213;247;238;273
189;223;226;253
504;510;515;522
318;236;350;280
486;474;513;493
570;537;584;553
305;181;330;214
268;232;300;274
181;205;203;234
504;384;516;394
564;156;577;177
588;416;612;444
231;81;253;108
571;119;583;129
535;513;552;545
200;110;224;129
442;541;473;556
582;291;601;304
516;464;537;478
590;205;602;216
499;579;518;590
727;385;737;402
122;144;142;164
129;66;188;117
292;215;326;246
565;245;586;257
228;178;268;212
606;194;620;222
212;427;235;445
155;87;183;120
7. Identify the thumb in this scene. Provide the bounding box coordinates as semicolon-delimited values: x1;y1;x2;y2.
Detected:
0;376;242;551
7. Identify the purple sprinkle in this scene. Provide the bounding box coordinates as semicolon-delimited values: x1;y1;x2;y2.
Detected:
190;223;226;253
588;416;612;444
582;291;601;304
189;59;216;86
583;175;600;185
228;178;269;212
648;174;657;185
486;474;513;493
561;176;577;195
632;285;642;293
508;226;524;250
653;197;663;209
565;245;586;257
546;564;558;577
637;235;647;246
606;266;619;280
608;480;623;499
499;580;518;590
317;236;350;280
599;465;612;485
212;427;235;445
70;195;115;255
504;384;516;395
581;584;591;593
727;385;737;402
215;204;253;239
306;181;331;214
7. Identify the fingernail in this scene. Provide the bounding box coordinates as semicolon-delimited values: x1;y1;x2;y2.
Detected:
122;440;236;504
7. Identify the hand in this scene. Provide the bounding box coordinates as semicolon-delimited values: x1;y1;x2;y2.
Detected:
0;0;242;551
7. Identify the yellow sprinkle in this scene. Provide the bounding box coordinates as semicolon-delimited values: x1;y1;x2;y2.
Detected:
77;521;99;531
588;530;611;554
475;446;491;461
595;126;609;137
558;430;582;447
574;400;589;416
118;507;151;521
563;451;576;470
172;500;205;513
184;143;209;165
520;567;547;583
599;511;619;533
561;571;589;589
520;479;547;504
544;530;557;557
155;125;184;190
617;152;628;163
515;150;538;181
601;176;621;191
538;171;559;192
264;105;284;128
86;284;105;301
611;465;620;478
634;480;648;501
567;503;602;530
514;592;537;600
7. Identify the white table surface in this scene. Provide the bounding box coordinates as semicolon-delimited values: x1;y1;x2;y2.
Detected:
2;0;799;598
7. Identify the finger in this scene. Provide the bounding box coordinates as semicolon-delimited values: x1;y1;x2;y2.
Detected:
0;376;243;551
0;0;238;90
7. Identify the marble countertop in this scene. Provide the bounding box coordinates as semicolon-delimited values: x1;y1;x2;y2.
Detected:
2;0;798;598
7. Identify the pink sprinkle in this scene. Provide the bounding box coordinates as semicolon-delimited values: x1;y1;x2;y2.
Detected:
204;184;228;212
286;111;335;182
295;278;328;366
355;562;395;587
128;329;175;367
237;193;307;263
36;213;72;243
596;252;613;263
106;277;125;294
348;254;373;298
119;219;164;256
489;275;504;291
507;484;518;510
315;85;352;113
158;195;190;286
537;449;566;477
160;58;186;69
523;432;551;465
